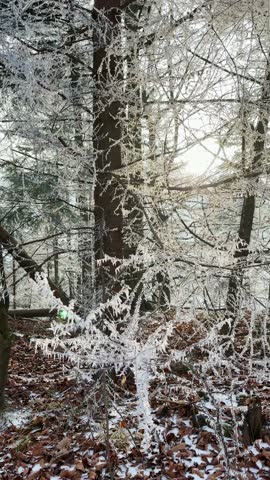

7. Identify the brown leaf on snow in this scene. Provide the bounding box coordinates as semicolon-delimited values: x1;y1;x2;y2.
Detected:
165;460;185;478
166;431;177;443
75;459;85;471
95;462;107;471
207;469;225;480
167;442;187;456
60;468;77;478
29;440;47;456
175;449;194;459
57;436;72;451
191;468;204;478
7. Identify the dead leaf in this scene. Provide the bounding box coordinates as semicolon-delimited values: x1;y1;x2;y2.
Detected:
30;441;47;456
95;462;107;471
57;436;72;451
88;472;97;480
207;471;224;480
75;460;84;471
60;468;76;478
262;449;270;459
191;468;204;478
166;432;177;443
167;442;187;456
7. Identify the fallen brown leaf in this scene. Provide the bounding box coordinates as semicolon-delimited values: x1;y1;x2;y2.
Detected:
57;436;72;451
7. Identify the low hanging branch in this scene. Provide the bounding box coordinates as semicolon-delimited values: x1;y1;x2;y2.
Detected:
0;224;70;307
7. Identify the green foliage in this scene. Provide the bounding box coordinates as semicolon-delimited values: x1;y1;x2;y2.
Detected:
0;162;79;233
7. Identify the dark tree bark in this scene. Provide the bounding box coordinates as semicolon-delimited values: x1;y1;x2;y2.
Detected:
0;245;10;409
93;0;123;302
242;396;262;446
223;63;270;338
8;308;57;318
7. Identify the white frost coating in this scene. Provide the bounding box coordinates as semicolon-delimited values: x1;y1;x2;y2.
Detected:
33;273;167;449
133;346;155;448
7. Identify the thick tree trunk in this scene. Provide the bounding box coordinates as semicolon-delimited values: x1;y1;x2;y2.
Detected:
0;224;70;306
0;246;10;409
242;396;262;446
224;194;255;323
0;303;10;410
93;0;123;302
223;64;270;338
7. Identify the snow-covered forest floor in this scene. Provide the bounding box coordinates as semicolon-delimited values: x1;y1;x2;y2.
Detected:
1;317;270;480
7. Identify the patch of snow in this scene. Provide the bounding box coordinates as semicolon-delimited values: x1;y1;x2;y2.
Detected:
188;455;204;466
257;441;270;449
194;448;212;455
213;392;237;407
31;464;41;473
17;466;24;474
127;465;140;476
202;425;215;433
205;465;216;472
249;446;260;455
0;408;31;431
187;473;206;480
250;468;259;474
60;465;75;471
183;434;197;446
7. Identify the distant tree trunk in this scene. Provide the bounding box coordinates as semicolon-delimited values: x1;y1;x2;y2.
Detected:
66;6;93;313
93;0;123;303
0;245;10;409
123;2;144;302
223;63;270;339
53;236;59;285
12;257;16;309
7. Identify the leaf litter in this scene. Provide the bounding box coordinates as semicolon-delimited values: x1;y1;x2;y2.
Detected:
0;317;270;479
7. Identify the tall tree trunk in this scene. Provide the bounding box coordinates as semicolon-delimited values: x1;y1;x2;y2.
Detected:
66;5;94;313
0;303;10;410
93;0;123;303
12;257;16;309
223;62;270;337
0;245;10;409
123;2;144;301
53;236;59;285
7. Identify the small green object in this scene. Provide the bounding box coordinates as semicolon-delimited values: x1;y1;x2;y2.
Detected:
58;309;68;321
